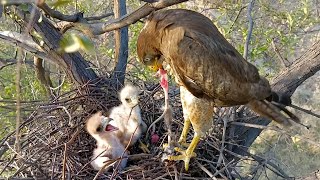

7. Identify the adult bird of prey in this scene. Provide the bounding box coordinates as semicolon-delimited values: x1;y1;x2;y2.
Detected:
136;9;299;171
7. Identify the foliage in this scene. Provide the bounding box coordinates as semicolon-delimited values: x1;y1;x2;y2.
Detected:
59;33;95;54
0;0;319;179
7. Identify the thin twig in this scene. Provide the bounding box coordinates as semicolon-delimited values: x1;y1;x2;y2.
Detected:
212;159;235;177
243;0;255;60
14;48;23;165
62;143;67;180
226;6;246;35
290;104;320;119
271;39;290;67
112;125;139;178
196;160;217;180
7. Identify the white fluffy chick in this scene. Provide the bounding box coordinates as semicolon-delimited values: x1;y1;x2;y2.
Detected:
109;85;147;147
86;112;128;171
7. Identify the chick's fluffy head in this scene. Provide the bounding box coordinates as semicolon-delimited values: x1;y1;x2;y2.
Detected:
119;85;140;108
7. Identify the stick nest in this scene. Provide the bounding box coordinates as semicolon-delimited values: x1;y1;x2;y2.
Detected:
0;77;260;179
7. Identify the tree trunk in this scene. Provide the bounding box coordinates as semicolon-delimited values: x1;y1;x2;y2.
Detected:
112;0;129;88
17;5;99;86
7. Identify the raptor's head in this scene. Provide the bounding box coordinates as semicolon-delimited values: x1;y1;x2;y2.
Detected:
119;85;140;108
137;20;164;72
140;53;164;72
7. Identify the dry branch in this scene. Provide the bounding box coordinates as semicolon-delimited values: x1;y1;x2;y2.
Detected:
272;40;320;96
90;0;188;35
0;33;51;62
35;0;188;35
37;1;84;22
243;0;255;60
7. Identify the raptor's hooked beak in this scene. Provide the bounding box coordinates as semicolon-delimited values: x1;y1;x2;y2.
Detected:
149;59;163;72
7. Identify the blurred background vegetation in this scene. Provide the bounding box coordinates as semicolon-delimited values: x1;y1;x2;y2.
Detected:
0;0;319;179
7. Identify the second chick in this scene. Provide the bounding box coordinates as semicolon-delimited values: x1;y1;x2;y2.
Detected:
109;85;147;147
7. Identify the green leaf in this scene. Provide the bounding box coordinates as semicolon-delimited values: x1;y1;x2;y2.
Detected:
59;33;94;54
49;0;72;9
18;4;29;12
60;33;81;53
286;13;293;31
77;35;95;54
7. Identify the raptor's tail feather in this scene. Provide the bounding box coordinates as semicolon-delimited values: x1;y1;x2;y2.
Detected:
271;102;300;123
247;100;298;126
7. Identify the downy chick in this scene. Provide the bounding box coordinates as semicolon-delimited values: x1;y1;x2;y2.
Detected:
86;112;128;171
109;85;147;147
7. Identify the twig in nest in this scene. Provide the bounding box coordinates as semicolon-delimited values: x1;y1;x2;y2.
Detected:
212;159;235;178
62;143;68;180
196;160;217;180
62;128;81;180
77;147;109;175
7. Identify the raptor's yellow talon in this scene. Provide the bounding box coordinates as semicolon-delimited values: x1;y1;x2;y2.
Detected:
139;140;150;153
178;140;190;148
167;148;197;171
166;135;200;171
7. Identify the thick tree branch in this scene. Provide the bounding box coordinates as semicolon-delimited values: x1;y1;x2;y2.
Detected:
272;40;320;96
90;0;188;35
37;1;84;22
85;13;114;21
37;2;114;22
35;0;187;35
0;33;52;62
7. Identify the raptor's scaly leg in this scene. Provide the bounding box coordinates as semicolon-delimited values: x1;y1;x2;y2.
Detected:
178;118;191;147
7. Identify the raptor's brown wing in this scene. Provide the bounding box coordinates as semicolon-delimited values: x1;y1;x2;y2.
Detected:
153;9;271;106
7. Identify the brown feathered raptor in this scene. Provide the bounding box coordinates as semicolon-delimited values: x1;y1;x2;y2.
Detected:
137;9;299;171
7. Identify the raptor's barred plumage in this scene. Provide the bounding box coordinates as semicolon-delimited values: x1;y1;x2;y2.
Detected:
137;9;299;171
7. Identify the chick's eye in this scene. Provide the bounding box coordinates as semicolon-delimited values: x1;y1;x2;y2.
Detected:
125;98;132;103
